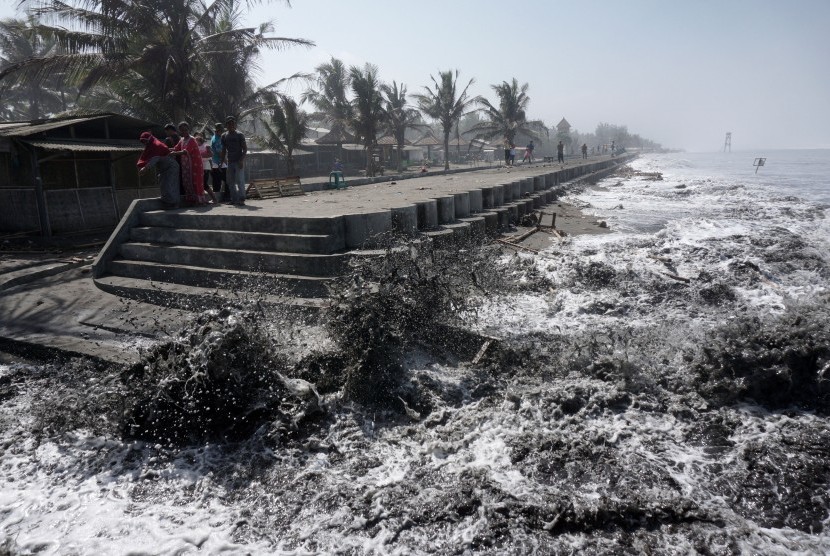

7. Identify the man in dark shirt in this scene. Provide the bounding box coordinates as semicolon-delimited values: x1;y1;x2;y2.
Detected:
557;140;565;164
220;116;248;205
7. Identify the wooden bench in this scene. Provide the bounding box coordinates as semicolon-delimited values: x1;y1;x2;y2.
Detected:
246;176;303;199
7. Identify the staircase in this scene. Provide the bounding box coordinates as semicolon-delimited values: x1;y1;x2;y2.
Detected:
93;204;349;308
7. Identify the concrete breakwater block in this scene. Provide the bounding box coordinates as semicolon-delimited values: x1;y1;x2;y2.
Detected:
344;211;392;248
523;199;534;213
510;181;522;200
423;227;455;247
507;203;520;223
391;205;418;235
443;221;471;241
521;178;532;196
415;199;439;230
458;216;486;237
453;192;470;218
502;182;514;202
493;207;510;229
545;173;555;188
436;196;455;224
468;189;483;213
531;195;543;209
533;176;544;191
481;187;495;209
493;185;505;206
477;211;499;234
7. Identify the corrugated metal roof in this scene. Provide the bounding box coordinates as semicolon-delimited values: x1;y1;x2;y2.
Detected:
24;140;143;152
0;115;110;137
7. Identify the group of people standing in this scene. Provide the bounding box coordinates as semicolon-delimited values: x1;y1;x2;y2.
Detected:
502;140;536;166
136;117;248;209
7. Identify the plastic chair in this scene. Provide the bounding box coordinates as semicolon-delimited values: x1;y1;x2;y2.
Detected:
329;171;346;189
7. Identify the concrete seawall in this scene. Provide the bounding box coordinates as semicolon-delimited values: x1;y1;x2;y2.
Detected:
91;155;635;303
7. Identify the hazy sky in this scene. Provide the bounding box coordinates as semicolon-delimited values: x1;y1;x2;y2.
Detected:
2;0;829;151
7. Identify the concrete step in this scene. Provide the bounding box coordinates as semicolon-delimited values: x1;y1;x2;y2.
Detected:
93;275;330;312
119;243;347;277
108;259;331;297
139;210;344;237
130;226;340;254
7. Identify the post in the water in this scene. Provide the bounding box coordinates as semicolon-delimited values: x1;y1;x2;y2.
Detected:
753;157;766;174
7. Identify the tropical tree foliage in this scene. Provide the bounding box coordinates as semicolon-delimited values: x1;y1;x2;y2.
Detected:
254;95;309;175
467;78;547;146
381;81;422;172
413;70;478;170
0;0;312;124
0;16;74;120
348;63;385;176
302;57;353;130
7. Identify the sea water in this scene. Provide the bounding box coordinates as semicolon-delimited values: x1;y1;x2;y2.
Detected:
1;151;828;554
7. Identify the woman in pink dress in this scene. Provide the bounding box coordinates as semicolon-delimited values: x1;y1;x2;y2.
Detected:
172;121;209;205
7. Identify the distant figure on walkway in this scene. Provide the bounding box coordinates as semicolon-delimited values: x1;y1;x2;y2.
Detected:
210;123;227;201
172;122;209;205
557;141;565;164
221;116;248;206
526;140;535;163
522;146;531;163
611;141;616;157
503;139;511;166
509;144;516;166
137;131;179;208
582;143;588;159
332;158;344;172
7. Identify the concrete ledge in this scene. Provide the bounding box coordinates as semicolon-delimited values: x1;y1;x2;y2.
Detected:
436;196;455;224
493;185;505;207
415;200;438;230
468;189;483;213
391;205;418;236
453;192;470;218
344;211;392;248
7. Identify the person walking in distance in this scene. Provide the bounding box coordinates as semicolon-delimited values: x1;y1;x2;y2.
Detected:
581;143;588;159
526;140;535;163
509;143;516;166
557;140;565;164
221;117;248;206
503;139;511;166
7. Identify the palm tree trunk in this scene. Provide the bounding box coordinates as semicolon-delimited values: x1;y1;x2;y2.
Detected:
443;130;450;171
397;141;403;172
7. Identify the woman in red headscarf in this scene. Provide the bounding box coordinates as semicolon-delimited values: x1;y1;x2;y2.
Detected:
137;131;180;208
171;121;209;205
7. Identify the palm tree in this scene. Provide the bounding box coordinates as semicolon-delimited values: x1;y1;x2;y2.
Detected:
0;16;73;120
0;0;313;123
348;63;385;177
302;57;353;130
380;81;422;173
255;95;309;176
413;70;478;171
467;78;547;147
